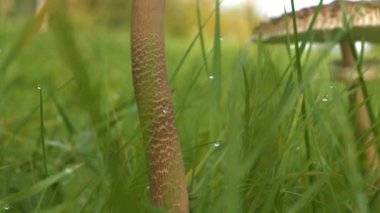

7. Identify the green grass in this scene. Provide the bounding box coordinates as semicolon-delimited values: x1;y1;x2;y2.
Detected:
1;2;380;213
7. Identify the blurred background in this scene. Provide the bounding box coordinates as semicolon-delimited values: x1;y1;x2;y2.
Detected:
2;0;379;212
0;0;258;40
0;0;349;40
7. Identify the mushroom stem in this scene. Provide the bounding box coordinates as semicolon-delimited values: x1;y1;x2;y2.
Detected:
131;0;189;212
348;86;379;169
339;39;379;169
339;39;355;67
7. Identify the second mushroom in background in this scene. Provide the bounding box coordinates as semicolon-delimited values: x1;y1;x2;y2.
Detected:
252;0;380;170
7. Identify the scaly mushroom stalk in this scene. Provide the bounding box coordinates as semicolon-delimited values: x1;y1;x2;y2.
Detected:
131;0;188;212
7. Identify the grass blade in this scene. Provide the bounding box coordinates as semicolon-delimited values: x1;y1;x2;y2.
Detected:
38;86;48;177
0;164;83;207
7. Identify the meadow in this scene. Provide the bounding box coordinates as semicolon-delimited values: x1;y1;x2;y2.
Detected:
1;2;380;213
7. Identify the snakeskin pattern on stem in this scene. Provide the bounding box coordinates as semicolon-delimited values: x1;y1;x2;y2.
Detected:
131;0;188;212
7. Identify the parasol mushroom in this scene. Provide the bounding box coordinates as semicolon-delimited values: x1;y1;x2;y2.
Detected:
251;0;380;169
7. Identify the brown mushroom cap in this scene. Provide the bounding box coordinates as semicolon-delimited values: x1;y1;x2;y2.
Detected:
252;1;380;43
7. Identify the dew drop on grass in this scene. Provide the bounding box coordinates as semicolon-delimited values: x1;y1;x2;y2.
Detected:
64;168;73;174
3;204;10;211
213;142;220;148
329;85;334;89
209;75;215;80
219;36;223;41
322;95;329;102
145;185;150;193
295;146;300;151
37;85;41;90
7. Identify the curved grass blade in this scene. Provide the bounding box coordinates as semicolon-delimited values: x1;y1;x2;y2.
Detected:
0;164;83;207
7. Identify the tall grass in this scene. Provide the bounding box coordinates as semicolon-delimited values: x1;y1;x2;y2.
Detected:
0;1;379;212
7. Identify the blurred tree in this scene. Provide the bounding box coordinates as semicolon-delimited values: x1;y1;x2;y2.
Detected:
165;0;258;41
1;0;258;39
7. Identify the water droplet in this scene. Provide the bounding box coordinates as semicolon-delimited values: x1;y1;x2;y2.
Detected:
219;37;223;41
295;146;300;151
322;95;329;102
162;106;168;114
3;204;10;211
145;185;150;193
209;75;215;80
329;85;334;89
64;168;73;174
37;85;41;90
213;142;220;148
